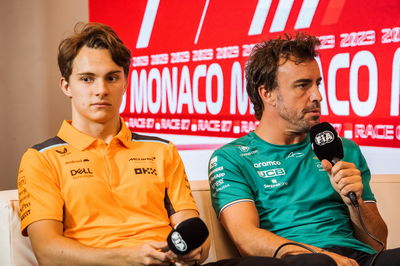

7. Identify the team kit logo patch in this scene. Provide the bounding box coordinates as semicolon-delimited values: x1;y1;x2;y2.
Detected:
134;167;158;175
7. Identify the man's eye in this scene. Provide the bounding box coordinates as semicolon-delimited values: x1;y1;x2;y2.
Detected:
80;77;93;82
297;83;307;89
107;76;119;82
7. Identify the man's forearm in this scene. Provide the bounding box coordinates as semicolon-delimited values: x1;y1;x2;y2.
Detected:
348;200;388;251
32;234;130;266
229;225;320;258
27;220;173;266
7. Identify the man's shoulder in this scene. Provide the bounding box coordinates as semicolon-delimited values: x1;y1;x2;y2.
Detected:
341;137;359;149
31;136;68;152
214;133;255;156
130;132;170;145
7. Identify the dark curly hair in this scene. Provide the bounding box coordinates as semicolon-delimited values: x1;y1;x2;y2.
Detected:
246;32;320;120
58;22;131;81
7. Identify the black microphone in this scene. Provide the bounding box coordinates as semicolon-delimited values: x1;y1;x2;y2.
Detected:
310;122;358;206
166;217;209;255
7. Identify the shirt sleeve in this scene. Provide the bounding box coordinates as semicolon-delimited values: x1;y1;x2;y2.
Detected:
208;148;254;218
163;143;198;215
18;148;64;236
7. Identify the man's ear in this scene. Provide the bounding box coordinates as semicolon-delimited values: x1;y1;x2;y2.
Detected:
258;85;275;107
60;77;72;98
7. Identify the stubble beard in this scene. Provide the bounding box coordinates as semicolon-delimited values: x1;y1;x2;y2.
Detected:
276;97;320;134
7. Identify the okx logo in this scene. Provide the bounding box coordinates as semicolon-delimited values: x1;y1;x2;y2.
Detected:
135;167;158;175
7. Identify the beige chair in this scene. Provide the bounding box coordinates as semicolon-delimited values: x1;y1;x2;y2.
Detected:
0;190;38;266
190;180;240;263
0;176;398;265
0;182;239;265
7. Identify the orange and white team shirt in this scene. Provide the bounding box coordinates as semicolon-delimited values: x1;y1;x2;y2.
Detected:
18;119;197;248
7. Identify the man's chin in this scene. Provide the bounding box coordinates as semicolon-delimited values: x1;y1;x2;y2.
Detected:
309;115;321;124
305;118;320;131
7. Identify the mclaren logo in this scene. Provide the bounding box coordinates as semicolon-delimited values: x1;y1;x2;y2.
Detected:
129;157;156;162
134;167;157;175
315;131;335;146
171;231;187;252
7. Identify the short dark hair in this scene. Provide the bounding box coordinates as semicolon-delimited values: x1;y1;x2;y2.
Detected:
58;22;131;81
245;32;320;120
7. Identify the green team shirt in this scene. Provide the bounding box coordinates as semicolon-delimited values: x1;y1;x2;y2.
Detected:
208;131;376;254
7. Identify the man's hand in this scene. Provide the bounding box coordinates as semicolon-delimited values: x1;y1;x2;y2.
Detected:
125;242;177;265
171;246;203;266
322;250;359;266
321;160;363;206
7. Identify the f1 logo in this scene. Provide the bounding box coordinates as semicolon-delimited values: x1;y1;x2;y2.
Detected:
136;0;323;48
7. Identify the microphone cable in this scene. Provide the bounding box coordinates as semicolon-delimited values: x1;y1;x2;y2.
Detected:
273;242;317;258
349;194;385;266
272;194;385;266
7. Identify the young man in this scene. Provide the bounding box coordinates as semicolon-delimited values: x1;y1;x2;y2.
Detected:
208;33;400;265
17;22;203;265
18;23;288;266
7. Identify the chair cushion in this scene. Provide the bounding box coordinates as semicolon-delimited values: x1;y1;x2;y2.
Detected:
0;190;38;266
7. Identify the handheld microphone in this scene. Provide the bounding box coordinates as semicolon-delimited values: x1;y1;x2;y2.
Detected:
166;217;209;255
310;122;384;266
310;122;357;206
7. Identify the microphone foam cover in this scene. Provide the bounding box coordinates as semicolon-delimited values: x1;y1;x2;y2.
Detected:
310;122;344;163
167;217;209;255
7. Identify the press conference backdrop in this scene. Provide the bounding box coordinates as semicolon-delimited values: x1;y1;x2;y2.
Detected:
89;0;400;179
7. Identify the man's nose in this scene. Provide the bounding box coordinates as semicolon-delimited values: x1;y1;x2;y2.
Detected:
95;79;109;96
310;85;323;102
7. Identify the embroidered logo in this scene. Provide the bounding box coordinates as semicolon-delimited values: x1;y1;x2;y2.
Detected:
56;147;68;154
134;167;157;175
285;152;304;159
70;168;94;178
239;145;249;152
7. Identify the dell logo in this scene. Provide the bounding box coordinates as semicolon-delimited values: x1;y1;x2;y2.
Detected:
70;168;93;176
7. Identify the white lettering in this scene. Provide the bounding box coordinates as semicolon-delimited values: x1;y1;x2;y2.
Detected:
328;53;350;115
206;63;224;115
130;69;148;113
254;161;281;168
148;68;161;113
349;51;378;116
193;65;207;114
177;66;194;114
391;48;400;116
161;67;178;114
354;124;394;140
230;62;249;115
